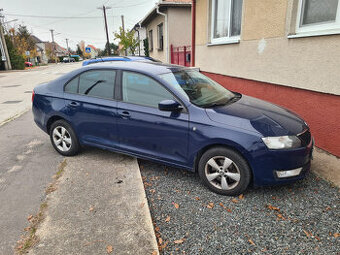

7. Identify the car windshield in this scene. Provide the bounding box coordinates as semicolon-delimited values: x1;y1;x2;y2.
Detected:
159;70;236;107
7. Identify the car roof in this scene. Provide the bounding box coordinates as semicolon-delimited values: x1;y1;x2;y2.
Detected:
82;61;189;75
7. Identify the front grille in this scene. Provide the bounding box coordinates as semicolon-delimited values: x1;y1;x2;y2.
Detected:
297;129;312;146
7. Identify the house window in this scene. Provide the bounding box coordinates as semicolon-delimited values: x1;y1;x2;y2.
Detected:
149;30;153;51
296;0;340;34
210;0;243;44
157;23;164;50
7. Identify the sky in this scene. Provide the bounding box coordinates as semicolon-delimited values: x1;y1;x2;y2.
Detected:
0;0;158;50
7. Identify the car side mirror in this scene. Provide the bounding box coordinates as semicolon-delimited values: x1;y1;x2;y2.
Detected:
158;99;183;112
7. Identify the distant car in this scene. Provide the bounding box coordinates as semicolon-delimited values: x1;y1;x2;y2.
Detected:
32;61;313;196
63;57;75;63
82;56;160;66
25;62;33;67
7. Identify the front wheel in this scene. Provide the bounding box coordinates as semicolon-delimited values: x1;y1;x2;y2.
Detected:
198;147;251;196
50;120;80;156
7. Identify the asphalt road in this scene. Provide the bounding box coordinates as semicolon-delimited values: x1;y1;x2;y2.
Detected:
0;111;63;254
0;63;81;124
0;64;80;254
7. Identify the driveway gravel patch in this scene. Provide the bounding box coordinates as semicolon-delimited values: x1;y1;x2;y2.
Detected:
139;160;339;254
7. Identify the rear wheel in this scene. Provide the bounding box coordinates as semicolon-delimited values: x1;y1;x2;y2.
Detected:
198;147;251;196
50;120;79;156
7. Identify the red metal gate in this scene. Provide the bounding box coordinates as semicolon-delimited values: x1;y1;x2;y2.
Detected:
170;44;191;67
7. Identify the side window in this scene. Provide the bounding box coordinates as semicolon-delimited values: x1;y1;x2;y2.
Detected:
65;76;79;93
79;70;116;99
122;71;174;108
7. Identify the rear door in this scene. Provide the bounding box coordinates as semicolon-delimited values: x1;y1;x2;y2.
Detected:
64;69;119;148
116;71;189;166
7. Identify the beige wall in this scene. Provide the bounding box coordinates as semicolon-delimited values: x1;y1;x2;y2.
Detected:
168;7;192;47
195;0;340;95
146;14;167;62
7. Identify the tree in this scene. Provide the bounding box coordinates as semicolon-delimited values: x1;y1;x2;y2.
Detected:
4;34;25;70
9;26;37;60
143;38;149;57
114;27;140;55
76;44;83;57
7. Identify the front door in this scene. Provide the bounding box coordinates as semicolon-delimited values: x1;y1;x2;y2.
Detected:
116;71;189;166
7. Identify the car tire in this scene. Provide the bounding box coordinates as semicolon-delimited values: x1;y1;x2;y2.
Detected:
198;147;251;196
50;120;80;156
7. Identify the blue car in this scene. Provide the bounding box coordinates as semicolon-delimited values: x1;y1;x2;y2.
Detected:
32;62;313;195
82;56;160;66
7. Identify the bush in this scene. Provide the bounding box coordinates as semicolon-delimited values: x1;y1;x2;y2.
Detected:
4;35;25;70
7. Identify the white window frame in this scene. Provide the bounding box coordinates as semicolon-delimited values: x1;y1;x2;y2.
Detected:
210;0;241;45
295;0;340;35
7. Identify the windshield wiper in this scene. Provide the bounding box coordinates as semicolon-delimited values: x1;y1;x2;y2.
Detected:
201;94;242;108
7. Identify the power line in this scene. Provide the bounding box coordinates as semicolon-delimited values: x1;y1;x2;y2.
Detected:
4;13;117;19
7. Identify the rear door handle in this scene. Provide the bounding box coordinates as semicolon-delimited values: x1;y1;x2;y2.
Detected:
69;101;80;107
119;111;130;119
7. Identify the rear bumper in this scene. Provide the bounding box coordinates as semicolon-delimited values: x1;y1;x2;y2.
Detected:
251;138;313;186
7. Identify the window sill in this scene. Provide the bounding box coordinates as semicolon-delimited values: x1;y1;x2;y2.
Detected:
288;29;340;39
207;39;240;46
157;48;163;51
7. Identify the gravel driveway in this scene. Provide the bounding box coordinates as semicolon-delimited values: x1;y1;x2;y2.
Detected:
139;160;339;255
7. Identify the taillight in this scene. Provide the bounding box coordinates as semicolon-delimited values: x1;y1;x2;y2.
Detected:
32;90;35;103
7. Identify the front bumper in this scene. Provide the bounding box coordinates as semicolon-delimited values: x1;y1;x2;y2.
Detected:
251;138;314;186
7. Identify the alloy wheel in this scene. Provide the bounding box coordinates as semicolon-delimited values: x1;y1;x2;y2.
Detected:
204;156;241;190
52;126;72;152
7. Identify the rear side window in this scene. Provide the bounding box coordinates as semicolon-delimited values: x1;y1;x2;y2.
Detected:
65;77;79;93
79;70;116;99
122;71;173;108
64;70;116;100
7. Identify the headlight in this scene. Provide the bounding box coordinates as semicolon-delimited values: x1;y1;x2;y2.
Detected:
262;136;301;149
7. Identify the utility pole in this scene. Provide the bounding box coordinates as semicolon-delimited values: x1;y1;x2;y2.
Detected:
65;38;70;63
50;29;56;63
0;9;12;70
98;5;111;56
121;15;127;56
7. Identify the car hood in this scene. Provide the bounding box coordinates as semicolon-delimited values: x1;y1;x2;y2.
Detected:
205;95;307;136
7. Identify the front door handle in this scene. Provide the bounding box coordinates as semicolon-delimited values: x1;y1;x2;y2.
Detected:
119;111;130;119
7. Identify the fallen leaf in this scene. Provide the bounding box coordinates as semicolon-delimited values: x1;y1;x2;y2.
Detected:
155;226;160;232
175;189;181;193
303;230;311;237
207;202;214;209
267;204;280;211
140;202;145;208
27;215;33;221
160;241;168;250
195;197;200;200
231;198;238;203
165;216;171;222
226;208;232;213
239;194;244;200
277;214;285;220
248;239;255;246
150;189;156;193
174;239;184;244
219;202;225;208
106;245;113;254
172;202;179;209
158;237;163;244
334;233;340;238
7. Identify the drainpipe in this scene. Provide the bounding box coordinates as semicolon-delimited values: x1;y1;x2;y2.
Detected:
157;6;169;63
191;0;196;67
